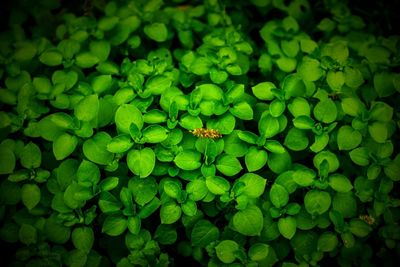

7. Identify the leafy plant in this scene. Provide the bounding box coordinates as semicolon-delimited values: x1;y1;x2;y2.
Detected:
0;0;400;266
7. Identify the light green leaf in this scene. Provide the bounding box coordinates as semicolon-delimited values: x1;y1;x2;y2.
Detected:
230;102;253;120
278;216;297;239
337;126;362;150
368;122;388;143
205;176;230;195
270;184;289;208
292;168;316;187
191;220;219;247
232;205;263;236
142;125;169;143
83;132;114;165
74;94;99;122
329;174;353;192
127;148;155;178
53;133;78;160
21;184;41;210
102;215;127;236
251;82;276;100
160;202;181;224
248;243;270;261
115;104;144;133
128;177;158;206
245;147;268;172
317;232;338;252
304;190;331;215
20;142;41;169
0;147;16;174
313;98;337;123
144;23;168;42
216;154;242;176
174;150;201;171
349;147;370;166
72;227;94;253
215;240;239;264
238;173;267;198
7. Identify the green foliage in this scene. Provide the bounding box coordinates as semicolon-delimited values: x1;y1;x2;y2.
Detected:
0;0;399;266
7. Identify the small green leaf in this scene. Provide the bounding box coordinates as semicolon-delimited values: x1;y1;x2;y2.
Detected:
75;52;99;68
337;126;362;150
259;113;280;138
74;94;99;122
313;98;337;123
230;101;253;120
232;205;263;236
115;104;144;133
20;142;41;169
292;115;315;130
39;50;63;66
0;147;16;174
160;202;181;224
107;134;133;153
53;133;78;160
72;227;94;253
284;128;308;151
368;122;388;143
206;176;230;195
19;224;37;245
349;147;370;166
238;173;267;198
304;190;331;215
127;148;155;178
251;82;276;100
216;154;242;176
329;174;353;192
270;184;289;208
174;150;201;171
317;232;338;252
21;184;41;210
245;147;268;172
191;220;219;247
278;216;297;239
215;240;239;264
129;177;158;206
248;243;270;261
83;132;114;165
102;215;127;236
142;125;169;143
293;168;316;187
144;23;168;42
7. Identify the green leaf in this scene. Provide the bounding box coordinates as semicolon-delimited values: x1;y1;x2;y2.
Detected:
89;40;110;62
44;216;71;244
191;220;219;247
174;150;201;171
75;52;99;68
190;57;213;75
313;151;339;173
368;122;388;143
128;177;158;206
187;179;208;201
326;70;345;91
20;142;41;169
91;75;112;94
107;134;133;153
145;75;172;96
304;190;331;215
206;176;230;195
160;202;181;224
83;132;114;165
215;240;239;264
74;94;99;122
127;148;155;178
259;113;280;138
53;133;78;160
207;113;236;135
39;50;63;66
77;159;100;185
142;125;169;143
341;97;365;117
216;154;242;176
349;219;372;238
99;177;119;191
179;114;203;130
293;168;316;187
115;104;144;133
230;102;253;120
248;243;270;261
349;147;370;166
369;102;393;122
313;98;337;123
0;147;16;174
374;72;396;97
127;216;141;235
72;227;94;253
344;66;364;89
297;56;323;82
288;97;310;117
282;74;306;99
251;82;276;100
317;232;338;252
144;23;168;42
19;224;37;245
384;154;400;181
21;184;41;210
284;128;308;151
270;184;289;208
278;216;297;239
232;205;263;236
337;126;362;150
245;147;268;172
238;173;267;198
329;174;353;192
102;215;127;236
292;115;315;130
